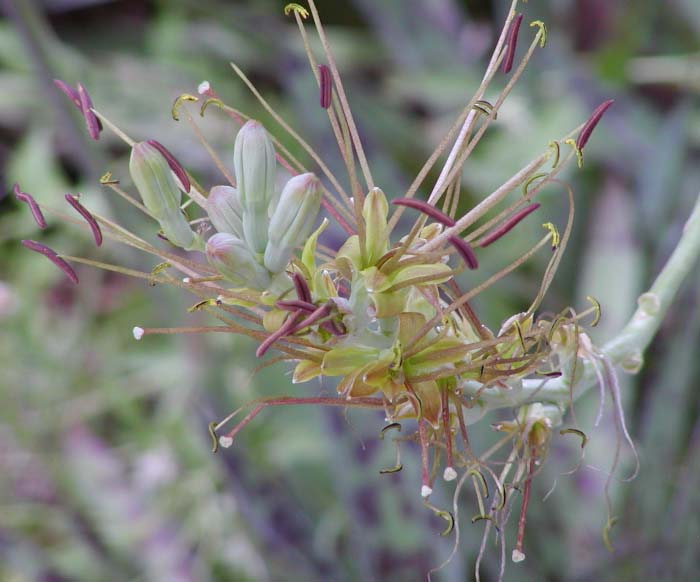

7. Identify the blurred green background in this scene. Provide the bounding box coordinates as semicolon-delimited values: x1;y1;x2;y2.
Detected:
2;1;700;580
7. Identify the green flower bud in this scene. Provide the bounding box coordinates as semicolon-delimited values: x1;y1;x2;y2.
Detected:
129;141;202;250
207;185;244;237
233;120;276;254
263;173;321;273
362;187;389;267
206;233;270;289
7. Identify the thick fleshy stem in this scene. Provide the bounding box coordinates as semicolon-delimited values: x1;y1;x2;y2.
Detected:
464;190;700;413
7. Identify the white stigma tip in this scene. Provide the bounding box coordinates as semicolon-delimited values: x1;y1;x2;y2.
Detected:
132;326;144;341
512;549;526;563
421;485;433;498
183;277;191;283
443;467;458;481
219;436;233;448
197;80;211;95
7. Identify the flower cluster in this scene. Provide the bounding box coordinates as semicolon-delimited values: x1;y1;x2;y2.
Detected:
15;1;631;577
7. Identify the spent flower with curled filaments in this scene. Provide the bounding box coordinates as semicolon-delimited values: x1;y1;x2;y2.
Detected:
18;1;659;578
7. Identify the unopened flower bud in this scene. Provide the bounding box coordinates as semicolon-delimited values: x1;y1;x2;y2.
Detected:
263;173;321;273
362;187;389;267
233;120;276;254
207;185;244;237
130;141;202;250
206;233;270;289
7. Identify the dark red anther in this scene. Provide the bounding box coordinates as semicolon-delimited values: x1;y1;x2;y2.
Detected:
21;240;79;284
53;79;81;109
392;197;456;227
292;272;312;303
14;184;47;229
65;194;103;246
256;311;303;357
77;83;102;140
448;235;478;270
478;203;541;248
327;320;346;336
576;99;615;151
501;13;524;74
276;299;316;312
319;64;332;109
146;140;191;193
292;303;332;333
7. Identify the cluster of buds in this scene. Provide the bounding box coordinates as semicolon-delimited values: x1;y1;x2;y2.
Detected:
15;1;653;579
205;121;321;288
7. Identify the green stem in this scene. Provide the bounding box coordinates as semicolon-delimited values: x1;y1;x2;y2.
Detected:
461;190;700;411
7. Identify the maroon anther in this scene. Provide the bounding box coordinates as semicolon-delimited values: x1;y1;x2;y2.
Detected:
392;198;456;227
256;311;303;357
276;299;317;313
327;320;346;336
14;184;47;229
292;303;332;333
576;99;615;151
501;14;524;74
65;194;103;246
53;79;81;109
448;235;478;270
77;83;102;140
21;240;79;284
292;272;312;303
478;203;541;248
146;140;191;193
319;64;332;109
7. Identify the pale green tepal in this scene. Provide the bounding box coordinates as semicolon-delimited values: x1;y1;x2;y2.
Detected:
206;232;271;289
129;142;203;251
264;173;322;273
233;120;276;255
206;185;244;238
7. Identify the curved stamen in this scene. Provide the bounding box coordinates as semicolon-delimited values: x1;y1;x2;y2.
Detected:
77;83;102;140
21;240;79;284
146;140;191;193
392;197;456;227
318;64;332;109
448;235;478;270
478;203;541;248
501;14;524;74
65;194;103;246
14;184;47;229
576;99;615;151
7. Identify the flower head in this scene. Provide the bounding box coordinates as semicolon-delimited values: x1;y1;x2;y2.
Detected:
23;3;644;579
